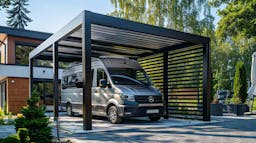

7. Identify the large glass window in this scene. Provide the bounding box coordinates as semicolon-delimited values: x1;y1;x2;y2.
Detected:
15;44;35;65
15;43;69;67
0;82;6;109
0;39;7;64
33;81;55;106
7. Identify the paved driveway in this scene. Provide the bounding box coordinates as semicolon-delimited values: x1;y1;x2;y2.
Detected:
52;115;256;143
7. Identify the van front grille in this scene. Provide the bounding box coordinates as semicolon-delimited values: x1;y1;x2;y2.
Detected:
135;96;163;103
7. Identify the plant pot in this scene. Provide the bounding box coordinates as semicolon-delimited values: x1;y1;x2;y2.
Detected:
223;104;248;116
211;103;223;116
236;104;244;116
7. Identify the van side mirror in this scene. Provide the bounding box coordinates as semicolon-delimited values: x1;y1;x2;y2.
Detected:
99;79;107;88
76;82;83;88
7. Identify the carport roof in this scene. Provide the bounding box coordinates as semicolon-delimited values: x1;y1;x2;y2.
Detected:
29;10;210;61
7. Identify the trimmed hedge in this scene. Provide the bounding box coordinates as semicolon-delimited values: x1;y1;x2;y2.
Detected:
233;61;247;104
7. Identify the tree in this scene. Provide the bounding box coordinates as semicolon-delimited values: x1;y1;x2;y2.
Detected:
110;0;215;36
0;0;10;10
6;0;32;29
210;0;256;39
209;0;256;93
233;61;247;104
15;90;52;143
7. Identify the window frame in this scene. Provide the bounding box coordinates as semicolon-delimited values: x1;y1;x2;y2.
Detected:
15;42;38;66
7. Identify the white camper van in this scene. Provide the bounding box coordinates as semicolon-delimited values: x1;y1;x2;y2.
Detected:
61;57;164;123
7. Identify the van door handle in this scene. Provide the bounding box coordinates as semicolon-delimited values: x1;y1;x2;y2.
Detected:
94;91;98;93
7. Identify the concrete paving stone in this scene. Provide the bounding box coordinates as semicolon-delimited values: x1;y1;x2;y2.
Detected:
50;114;256;143
0;125;16;139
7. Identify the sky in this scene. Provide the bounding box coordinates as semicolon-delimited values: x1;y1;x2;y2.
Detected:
0;0;220;33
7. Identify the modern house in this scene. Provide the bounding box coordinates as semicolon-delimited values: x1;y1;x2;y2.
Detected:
0;26;63;114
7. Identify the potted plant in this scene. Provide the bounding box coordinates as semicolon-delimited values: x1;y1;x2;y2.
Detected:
211;97;223;116
210;75;223;116
225;61;248;116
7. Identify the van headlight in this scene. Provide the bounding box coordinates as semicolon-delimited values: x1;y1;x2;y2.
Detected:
121;93;135;101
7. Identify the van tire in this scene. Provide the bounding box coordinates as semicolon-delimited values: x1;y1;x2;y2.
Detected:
66;103;74;117
107;106;122;124
149;116;161;121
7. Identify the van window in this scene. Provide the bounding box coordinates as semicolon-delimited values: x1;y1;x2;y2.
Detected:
62;76;68;88
68;74;77;87
97;68;107;86
109;68;151;85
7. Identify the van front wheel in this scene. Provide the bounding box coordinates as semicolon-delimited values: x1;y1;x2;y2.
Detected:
149;116;161;121
66;103;74;117
108;106;122;124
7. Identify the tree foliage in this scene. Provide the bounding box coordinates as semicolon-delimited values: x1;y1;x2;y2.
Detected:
210;0;256;39
110;0;215;36
0;0;10;9
233;61;247;104
6;0;32;29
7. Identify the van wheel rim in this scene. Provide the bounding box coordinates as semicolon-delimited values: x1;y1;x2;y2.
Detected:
109;108;117;122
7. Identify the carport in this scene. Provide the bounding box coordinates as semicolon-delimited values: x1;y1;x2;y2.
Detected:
29;11;210;131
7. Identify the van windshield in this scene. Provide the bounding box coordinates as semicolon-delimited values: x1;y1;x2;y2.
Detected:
108;68;151;86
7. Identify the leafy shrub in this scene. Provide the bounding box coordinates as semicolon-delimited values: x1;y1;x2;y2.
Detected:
233;61;248;104
3;101;7;115
0;107;4;125
15;90;52;143
0;128;30;143
0;134;19;143
17;128;30;143
0;107;4;117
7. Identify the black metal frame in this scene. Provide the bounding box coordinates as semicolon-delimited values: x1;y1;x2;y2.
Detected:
29;11;211;131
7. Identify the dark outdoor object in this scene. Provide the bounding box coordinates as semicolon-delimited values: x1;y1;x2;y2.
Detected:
223;104;249;116
29;11;211;130
211;103;223;116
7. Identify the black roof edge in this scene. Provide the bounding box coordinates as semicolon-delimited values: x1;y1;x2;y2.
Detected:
0;26;52;40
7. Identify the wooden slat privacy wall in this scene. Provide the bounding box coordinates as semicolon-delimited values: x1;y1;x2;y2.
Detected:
139;44;204;120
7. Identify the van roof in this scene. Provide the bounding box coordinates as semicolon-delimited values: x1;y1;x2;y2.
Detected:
66;57;141;70
101;57;141;69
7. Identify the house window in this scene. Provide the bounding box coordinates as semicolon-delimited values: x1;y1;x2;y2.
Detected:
33;80;56;106
15;43;69;67
0;82;6;109
0;39;7;64
15;44;35;65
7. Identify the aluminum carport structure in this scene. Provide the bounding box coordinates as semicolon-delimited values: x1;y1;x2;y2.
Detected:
29;11;211;130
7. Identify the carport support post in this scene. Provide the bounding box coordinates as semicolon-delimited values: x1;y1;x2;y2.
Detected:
53;42;60;140
202;43;210;121
29;58;34;97
82;16;92;130
163;51;169;119
53;42;59;120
